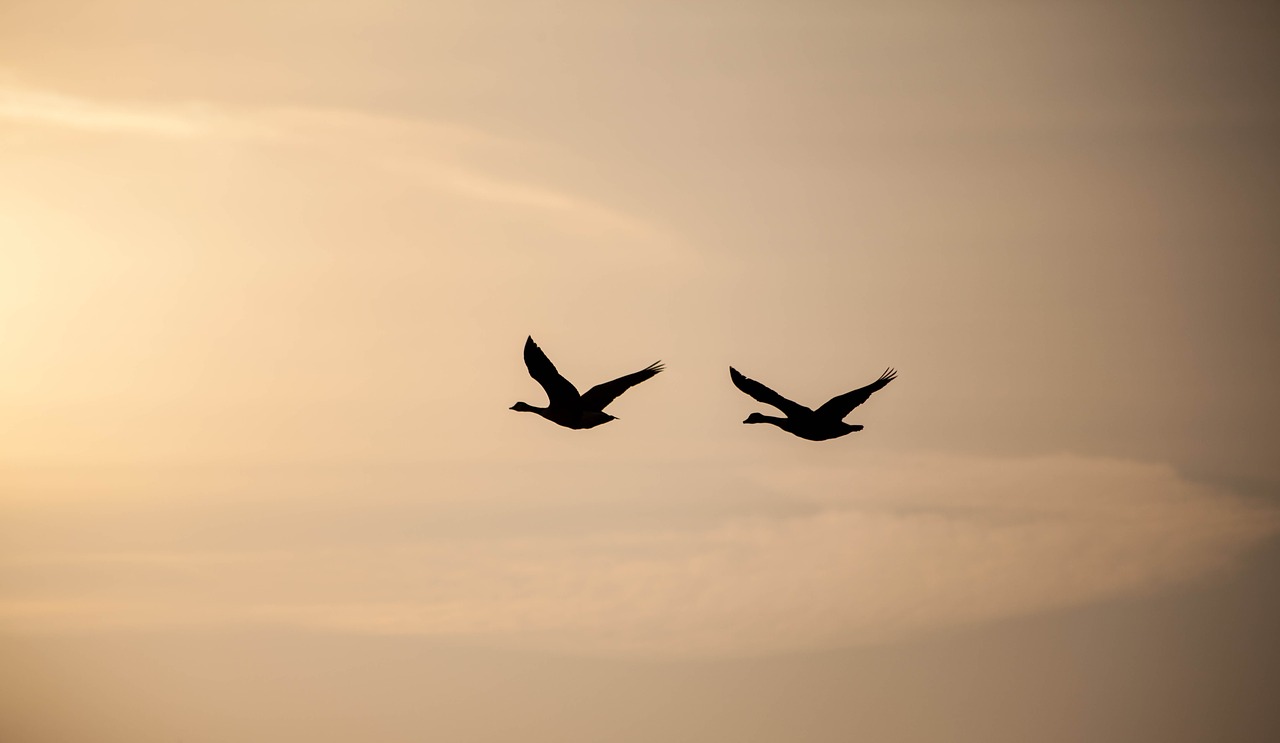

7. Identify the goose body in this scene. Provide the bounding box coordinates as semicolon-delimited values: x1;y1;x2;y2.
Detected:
730;366;896;441
511;336;664;429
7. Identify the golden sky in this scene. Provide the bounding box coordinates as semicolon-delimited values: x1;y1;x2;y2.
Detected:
3;1;1280;741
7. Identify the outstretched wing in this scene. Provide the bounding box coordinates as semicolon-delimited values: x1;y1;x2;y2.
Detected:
523;336;580;405
729;367;811;417
580;361;664;411
815;368;897;420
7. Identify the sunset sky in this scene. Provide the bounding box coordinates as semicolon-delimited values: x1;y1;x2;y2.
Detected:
3;1;1280;741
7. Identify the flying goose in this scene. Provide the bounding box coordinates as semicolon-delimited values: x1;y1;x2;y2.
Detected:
729;366;897;441
511;336;664;429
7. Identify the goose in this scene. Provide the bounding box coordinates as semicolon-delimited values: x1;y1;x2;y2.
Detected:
729;366;897;441
511;336;664;429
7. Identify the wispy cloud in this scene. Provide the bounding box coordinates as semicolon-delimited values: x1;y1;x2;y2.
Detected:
2;454;1274;659
0;81;680;250
0;85;227;139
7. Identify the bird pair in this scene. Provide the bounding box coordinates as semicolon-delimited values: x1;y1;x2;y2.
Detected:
511;336;897;441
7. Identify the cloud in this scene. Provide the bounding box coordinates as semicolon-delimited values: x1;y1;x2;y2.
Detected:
0;81;680;250
2;454;1275;659
0;84;234;139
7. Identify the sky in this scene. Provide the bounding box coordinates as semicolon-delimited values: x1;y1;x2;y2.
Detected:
2;1;1279;741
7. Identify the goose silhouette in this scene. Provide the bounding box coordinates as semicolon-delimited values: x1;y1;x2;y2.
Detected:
729;366;897;441
511;336;664;429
